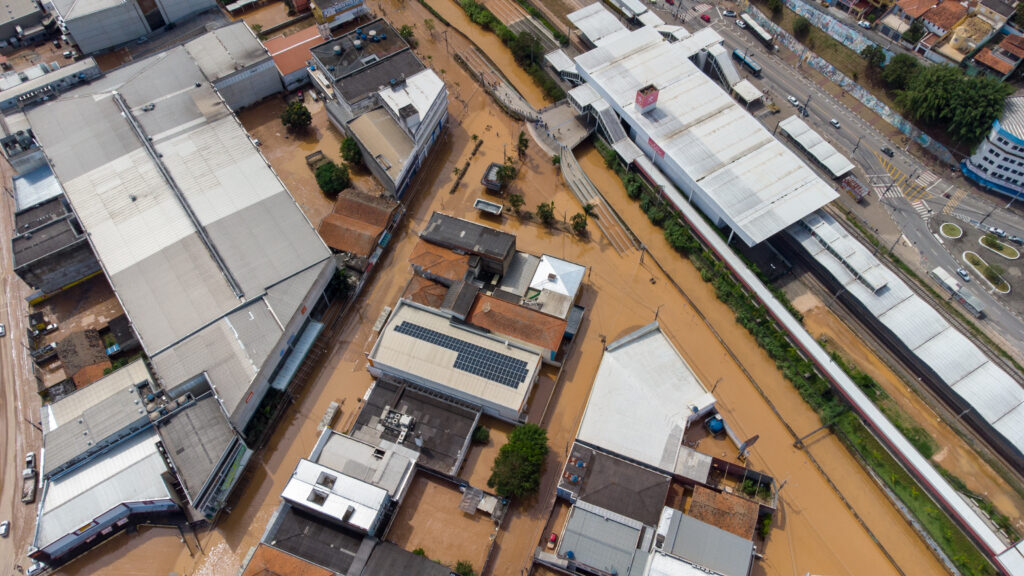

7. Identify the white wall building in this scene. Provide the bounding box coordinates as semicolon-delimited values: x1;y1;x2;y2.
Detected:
963;96;1024;200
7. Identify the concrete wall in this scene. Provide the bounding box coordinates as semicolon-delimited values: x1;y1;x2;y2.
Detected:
215;59;283;111
65;3;149;55
155;0;216;25
230;260;334;430
14;238;101;294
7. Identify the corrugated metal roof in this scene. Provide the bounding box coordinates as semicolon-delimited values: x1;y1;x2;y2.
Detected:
185;23;269;83
576;29;836;245
27;41;331;424
35;431;170;549
568;3;627;44
1000;96;1024;139
778;116;856;178
13;165;64;213
638;10;664;27
544;49;576;74
658;509;753;576
788;211;1024;467
577;323;714;472
557;504;646;576
674;28;724;57
731;79;762;103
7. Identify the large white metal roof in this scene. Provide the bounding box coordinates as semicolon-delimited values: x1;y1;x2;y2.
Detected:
377;68;445;140
575;28;836;245
576;323;715;472
568;3;628;44
26;42;332;422
282;458;388;531
778;116;856;179
184;23;269;83
788;211;1024;463
35;431;170;550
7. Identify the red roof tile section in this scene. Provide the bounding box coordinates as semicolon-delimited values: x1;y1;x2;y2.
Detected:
922;0;967;30
317;189;398;257
264;27;325;76
466;293;567;352
897;0;935;19
402;275;449;309
687;486;760;540
408;239;470;285
976;49;1015;75
241;544;332;576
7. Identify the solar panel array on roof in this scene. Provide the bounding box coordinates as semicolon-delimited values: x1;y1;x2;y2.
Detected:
394;321;529;388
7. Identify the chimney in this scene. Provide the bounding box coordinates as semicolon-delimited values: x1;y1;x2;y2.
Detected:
635;84;659;115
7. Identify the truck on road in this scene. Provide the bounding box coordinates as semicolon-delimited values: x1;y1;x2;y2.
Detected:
22;468;37;504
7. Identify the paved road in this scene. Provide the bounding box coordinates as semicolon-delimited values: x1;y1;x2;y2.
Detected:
643;0;1024;355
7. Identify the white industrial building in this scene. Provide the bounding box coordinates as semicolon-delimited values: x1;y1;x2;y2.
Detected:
0;58;102;111
576;323;715;472
25;25;334;546
183;22;283;111
54;0;216;54
566;7;837;246
309;20;448;198
368;299;543;422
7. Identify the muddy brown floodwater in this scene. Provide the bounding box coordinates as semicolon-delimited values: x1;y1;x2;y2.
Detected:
791;290;1024;529
55;4;953;576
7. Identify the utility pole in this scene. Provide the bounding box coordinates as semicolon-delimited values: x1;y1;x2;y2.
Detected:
852;135;862;154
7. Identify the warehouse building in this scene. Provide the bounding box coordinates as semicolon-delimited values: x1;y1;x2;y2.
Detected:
567;19;837;246
368;299;543;423
0;0;44;43
25;26;334;533
183;22;283;110
308;19;447;198
54;0;216;54
0;58;101;112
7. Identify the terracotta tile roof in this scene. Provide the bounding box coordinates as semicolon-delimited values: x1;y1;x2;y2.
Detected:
264;27;325;76
241;544;332;576
316;189;399;257
897;0;934;20
402;275;449;309
976;48;1015;75
687;485;759;540
72;362;111;389
408;239;470;285
466;293;567;352
922;0;967;30
1000;34;1024;58
919;32;938;47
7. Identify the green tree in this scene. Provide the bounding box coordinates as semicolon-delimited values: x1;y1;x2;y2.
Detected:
472;425;490;444
508;192;524;214
902;20;925;44
896;65;1011;146
487;423;549;498
582;202;595;217
280;100;312;132
517;130;530;158
793;16;811;40
510;32;543;65
860;45;885;79
424;18;436;35
340;137;362;164
766;0;783;16
399;24;415;39
1017;2;1024;28
570;212;587;235
551;154;561;166
496;158;518;186
314;161;350;197
454;561;477;576
536;201;556;226
412;548;426;557
880;53;920;90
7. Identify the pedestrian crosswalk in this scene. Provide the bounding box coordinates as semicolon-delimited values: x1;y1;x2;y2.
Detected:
912;199;931;222
914;170;939;188
942;188;968;215
694;3;711;13
874;184;902;199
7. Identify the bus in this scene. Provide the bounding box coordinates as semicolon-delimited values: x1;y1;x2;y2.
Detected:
732;49;762;77
740;13;774;48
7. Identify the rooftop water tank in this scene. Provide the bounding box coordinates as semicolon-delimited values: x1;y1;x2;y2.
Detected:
354;39;362;49
332;44;342;55
369;30;377;38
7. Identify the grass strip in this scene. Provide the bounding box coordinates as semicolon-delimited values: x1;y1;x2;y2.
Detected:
595;138;998;576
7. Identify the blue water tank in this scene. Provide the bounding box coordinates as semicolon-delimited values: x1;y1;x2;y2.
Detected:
707;416;724;434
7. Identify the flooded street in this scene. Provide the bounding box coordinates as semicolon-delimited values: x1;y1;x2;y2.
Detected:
51;3;965;576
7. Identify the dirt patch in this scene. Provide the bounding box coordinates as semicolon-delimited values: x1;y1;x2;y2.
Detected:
34;275;124;336
388;475;497;570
